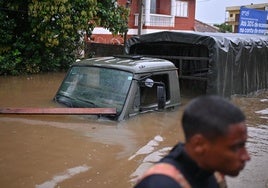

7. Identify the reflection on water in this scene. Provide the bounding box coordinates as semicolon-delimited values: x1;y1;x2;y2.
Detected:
128;135;164;161
247;125;268;157
227;96;268;188
36;165;90;188
227;124;268;188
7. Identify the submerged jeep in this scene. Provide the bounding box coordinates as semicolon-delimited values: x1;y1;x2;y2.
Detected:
54;56;181;120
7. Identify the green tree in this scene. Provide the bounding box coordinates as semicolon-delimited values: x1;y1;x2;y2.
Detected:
28;0;99;72
214;23;232;33
96;0;129;35
0;0;129;75
0;0;29;75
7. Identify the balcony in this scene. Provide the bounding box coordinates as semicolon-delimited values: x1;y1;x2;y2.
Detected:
134;13;174;27
227;17;236;22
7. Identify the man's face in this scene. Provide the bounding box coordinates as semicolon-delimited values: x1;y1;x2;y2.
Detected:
203;122;251;176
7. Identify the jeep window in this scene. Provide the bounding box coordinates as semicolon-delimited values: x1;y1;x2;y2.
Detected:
55;66;133;113
140;74;170;108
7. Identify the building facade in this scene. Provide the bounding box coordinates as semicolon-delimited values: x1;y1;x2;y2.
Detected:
226;3;268;33
90;0;196;44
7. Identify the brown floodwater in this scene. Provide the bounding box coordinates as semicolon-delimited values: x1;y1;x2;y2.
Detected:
0;73;267;188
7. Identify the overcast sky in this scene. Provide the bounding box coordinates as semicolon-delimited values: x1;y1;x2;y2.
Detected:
195;0;267;24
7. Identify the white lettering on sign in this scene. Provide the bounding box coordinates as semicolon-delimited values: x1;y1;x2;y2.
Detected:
241;10;250;17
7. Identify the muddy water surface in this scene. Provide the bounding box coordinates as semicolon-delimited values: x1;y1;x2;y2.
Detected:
0;73;267;188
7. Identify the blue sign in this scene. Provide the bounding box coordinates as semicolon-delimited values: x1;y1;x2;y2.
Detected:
238;7;268;35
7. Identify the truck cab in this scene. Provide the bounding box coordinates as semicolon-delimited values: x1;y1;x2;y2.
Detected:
54;56;181;120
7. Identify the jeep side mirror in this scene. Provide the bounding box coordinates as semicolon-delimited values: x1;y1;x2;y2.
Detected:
144;78;154;88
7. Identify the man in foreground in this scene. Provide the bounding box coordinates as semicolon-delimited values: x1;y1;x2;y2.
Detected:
134;95;251;188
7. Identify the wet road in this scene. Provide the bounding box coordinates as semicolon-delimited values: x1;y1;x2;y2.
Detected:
0;73;267;188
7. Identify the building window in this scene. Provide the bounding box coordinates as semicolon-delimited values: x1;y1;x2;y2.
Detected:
175;0;188;17
150;0;157;14
235;14;239;22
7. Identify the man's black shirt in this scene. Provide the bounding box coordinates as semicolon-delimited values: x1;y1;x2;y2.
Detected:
134;143;219;188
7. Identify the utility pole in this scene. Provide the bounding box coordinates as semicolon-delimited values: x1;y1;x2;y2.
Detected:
138;0;143;36
124;0;131;47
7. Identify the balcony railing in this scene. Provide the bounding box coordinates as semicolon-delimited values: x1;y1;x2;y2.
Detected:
134;13;174;27
227;17;236;22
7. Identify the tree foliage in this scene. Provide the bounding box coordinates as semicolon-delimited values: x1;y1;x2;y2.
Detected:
214;23;232;33
96;0;129;35
0;0;129;75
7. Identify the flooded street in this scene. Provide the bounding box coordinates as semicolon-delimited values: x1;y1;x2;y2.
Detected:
0;73;267;188
227;95;268;188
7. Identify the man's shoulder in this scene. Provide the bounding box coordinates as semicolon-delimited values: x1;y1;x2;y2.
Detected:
134;174;182;188
160;143;185;168
135;163;191;188
162;143;185;160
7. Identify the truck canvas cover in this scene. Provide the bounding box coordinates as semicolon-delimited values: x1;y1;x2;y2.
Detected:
125;31;268;97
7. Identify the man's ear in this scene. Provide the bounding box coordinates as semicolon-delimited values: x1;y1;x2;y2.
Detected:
189;134;209;155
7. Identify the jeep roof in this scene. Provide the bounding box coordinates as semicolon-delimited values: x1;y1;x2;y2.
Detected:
73;56;177;74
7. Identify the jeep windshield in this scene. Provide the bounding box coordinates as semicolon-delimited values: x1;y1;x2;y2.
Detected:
54;66;133;114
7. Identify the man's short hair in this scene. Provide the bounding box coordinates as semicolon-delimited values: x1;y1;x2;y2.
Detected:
182;95;245;141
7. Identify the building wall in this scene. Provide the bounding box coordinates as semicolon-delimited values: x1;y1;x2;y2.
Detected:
129;0;196;30
159;1;170;15
127;0;139;28
174;0;196;30
91;0;196;44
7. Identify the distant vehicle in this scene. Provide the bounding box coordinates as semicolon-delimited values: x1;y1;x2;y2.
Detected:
54;56;181;121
